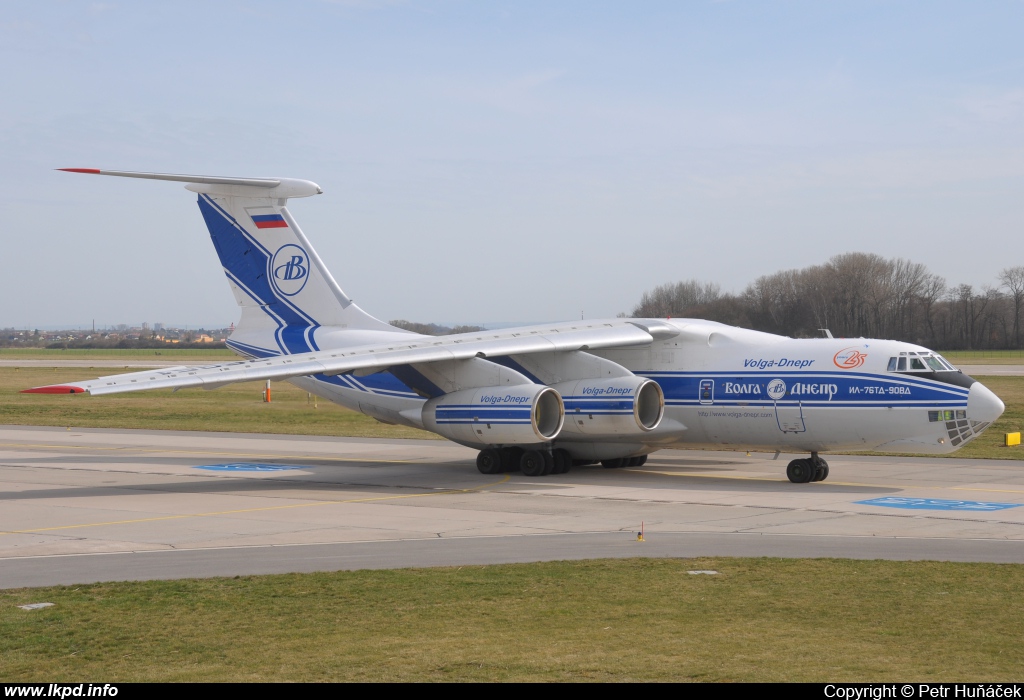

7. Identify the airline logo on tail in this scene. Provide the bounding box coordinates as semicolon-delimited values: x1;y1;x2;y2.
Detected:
271;244;309;297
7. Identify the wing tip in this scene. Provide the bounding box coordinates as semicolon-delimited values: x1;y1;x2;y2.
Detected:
57;168;101;174
21;385;87;394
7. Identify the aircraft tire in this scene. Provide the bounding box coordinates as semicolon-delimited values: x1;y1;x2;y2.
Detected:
541;451;555;476
813;460;830;482
521;450;548;477
476;448;503;475
635;455;648;466
553;449;571;474
786;458;815;484
500;447;523;473
602;458;626;469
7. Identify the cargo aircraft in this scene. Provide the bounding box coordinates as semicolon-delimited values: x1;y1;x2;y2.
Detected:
25;169;1006;483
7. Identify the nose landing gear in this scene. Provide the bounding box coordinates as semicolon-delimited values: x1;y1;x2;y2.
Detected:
786;452;829;483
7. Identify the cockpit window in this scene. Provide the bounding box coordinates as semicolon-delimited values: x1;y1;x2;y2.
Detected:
888;353;956;373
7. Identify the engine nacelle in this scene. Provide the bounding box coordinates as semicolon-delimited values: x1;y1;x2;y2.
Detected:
556;376;664;436
422;384;565;446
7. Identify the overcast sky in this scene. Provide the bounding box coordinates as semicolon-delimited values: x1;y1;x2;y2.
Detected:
2;1;1022;329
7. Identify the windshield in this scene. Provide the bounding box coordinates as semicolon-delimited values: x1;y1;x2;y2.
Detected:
887;352;957;373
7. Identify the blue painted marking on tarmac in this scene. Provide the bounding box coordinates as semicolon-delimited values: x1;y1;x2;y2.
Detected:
195;463;305;472
857;497;1022;512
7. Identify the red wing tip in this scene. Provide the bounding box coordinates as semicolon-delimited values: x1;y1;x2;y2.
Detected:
57;168;101;174
21;385;87;394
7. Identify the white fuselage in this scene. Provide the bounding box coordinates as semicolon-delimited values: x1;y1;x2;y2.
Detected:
275;319;1004;462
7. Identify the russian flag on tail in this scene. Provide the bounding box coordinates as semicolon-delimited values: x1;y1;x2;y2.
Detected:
251;213;288;229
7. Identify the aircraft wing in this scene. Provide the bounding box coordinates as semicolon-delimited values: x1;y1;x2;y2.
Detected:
23;321;660;396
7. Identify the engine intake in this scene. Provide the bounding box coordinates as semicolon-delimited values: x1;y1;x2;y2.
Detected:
556;376;664;435
422;384;564;446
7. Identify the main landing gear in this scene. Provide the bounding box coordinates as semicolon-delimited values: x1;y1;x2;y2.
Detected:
475;448;648;476
786;452;829;483
475;447;573;476
601;456;648;469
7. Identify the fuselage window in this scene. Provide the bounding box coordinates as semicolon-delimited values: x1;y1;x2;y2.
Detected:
887;357;898;371
897;357;907;371
910;358;927;370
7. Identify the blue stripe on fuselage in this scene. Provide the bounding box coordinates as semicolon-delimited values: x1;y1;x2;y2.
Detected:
638;370;968;406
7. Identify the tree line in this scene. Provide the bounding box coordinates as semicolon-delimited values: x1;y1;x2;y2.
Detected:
630;253;1024;350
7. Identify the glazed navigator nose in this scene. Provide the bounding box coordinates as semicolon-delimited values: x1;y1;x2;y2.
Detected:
967;382;1005;424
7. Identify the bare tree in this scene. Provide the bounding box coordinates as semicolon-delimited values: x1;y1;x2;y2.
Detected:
632;280;721;318
629;254;1015;348
999;266;1024;348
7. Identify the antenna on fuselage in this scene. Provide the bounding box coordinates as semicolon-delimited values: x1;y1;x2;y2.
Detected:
818;328;834;339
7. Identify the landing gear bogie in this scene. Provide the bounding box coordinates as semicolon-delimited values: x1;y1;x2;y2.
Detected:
786;453;829;484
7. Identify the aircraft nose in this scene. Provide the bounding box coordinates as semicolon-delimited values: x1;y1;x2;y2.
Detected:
967;381;1005;424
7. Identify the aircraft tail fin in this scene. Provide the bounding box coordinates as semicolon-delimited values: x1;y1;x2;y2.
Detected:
59;169;398;356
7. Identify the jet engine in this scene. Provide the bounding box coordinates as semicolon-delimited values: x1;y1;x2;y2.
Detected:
422;384;564;446
555;376;664;436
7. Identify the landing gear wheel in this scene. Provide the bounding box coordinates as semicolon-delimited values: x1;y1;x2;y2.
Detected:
813;459;830;482
635;455;648;467
602;458;626;469
541;451;555;476
476;448;502;475
500;447;523;473
520;450;547;477
552;449;572;474
786;458;815;484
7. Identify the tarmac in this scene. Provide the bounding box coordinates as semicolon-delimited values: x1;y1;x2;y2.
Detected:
2;425;1024;588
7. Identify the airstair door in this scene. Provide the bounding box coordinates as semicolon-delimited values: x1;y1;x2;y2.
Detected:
775;402;806;433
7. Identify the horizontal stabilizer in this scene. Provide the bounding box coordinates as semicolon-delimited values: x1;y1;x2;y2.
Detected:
58;168;322;198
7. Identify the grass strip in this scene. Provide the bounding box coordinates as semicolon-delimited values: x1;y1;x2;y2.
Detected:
5;369;1021;457
0;367;437;440
2;557;1023;682
0;348;235;359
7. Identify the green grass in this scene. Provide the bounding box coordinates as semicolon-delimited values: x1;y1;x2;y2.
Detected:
2;558;1023;682
0;366;1020;457
941;350;1024;364
0;367;437;439
1;368;1021;455
0;348;235;359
